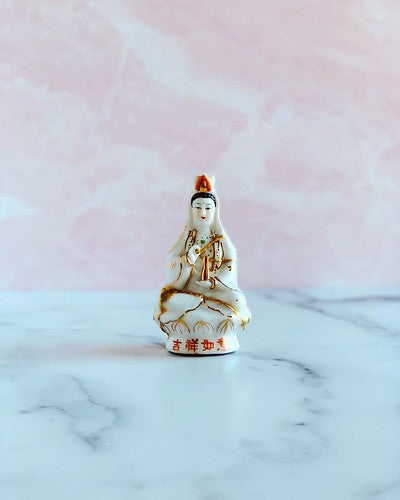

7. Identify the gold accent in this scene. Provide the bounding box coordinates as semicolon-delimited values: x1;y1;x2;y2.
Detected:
199;235;224;256
168;261;176;270
217;318;235;334
214;276;240;292
199;186;208;192
209;257;234;272
184;229;197;253
204;294;246;325
242;315;251;330
170;317;190;334
158;287;247;326
159;321;170;336
183;262;195;291
193;320;213;333
204;301;226;316
167;257;183;287
185;252;194;267
201;255;210;281
207;259;235;262
157;287;176;320
163;301;203;325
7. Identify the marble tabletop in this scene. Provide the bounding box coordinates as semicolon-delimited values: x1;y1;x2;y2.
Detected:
1;287;399;500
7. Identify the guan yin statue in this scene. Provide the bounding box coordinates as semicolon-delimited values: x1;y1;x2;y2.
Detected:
154;174;251;355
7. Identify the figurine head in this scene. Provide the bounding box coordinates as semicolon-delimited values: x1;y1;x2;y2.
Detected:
190;175;216;227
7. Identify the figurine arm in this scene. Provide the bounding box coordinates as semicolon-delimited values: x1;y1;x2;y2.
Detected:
165;246;200;290
196;261;240;291
186;245;201;265
212;261;240;291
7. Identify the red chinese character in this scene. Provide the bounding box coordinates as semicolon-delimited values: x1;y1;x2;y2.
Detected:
217;337;226;351
185;338;199;353
172;339;181;351
201;339;215;351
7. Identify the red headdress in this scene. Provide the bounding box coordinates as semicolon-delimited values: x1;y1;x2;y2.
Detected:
191;175;216;206
195;175;213;193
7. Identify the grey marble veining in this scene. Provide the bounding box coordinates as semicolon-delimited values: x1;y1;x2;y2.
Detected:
19;375;121;451
0;288;399;500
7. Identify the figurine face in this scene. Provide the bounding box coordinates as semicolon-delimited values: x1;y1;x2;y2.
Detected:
191;198;215;226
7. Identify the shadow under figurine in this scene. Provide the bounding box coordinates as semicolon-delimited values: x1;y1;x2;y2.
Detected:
154;174;251;355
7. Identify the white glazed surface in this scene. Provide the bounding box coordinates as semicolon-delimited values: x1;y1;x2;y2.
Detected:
153;176;251;353
1;288;399;500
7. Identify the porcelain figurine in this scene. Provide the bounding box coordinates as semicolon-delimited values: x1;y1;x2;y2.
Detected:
153;174;251;355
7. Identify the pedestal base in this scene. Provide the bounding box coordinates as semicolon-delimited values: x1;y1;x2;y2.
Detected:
166;332;239;355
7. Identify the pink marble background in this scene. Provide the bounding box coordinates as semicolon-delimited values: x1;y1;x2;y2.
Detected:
1;1;399;290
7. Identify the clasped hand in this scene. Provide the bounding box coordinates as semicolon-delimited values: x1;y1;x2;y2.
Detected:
187;244;201;264
186;245;214;289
